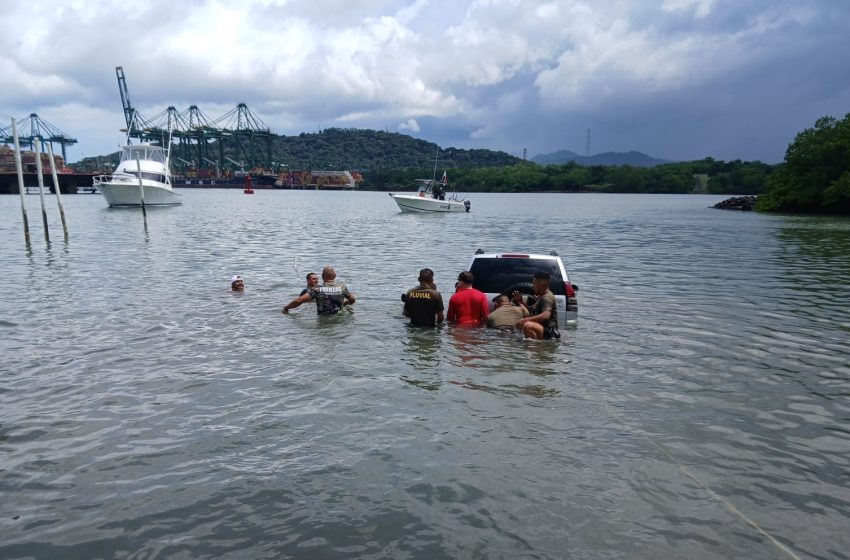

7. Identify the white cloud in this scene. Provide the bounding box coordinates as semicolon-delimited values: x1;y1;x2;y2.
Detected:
398;118;420;132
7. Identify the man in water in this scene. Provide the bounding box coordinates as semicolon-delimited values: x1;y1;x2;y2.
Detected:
300;272;319;296
486;294;529;332
403;268;444;327
283;266;355;315
515;272;560;340
446;271;489;326
230;275;244;292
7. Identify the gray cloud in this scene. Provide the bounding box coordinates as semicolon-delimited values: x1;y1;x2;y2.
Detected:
2;0;849;163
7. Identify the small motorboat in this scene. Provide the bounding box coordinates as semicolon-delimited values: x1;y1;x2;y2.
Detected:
94;143;181;207
389;173;470;213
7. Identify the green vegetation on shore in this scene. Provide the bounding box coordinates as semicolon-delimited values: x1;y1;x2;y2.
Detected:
757;114;850;214
364;158;772;194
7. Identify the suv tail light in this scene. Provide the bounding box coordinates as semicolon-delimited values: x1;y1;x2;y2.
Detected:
564;282;575;298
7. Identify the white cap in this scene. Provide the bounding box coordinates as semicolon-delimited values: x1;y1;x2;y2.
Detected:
231;275;242;282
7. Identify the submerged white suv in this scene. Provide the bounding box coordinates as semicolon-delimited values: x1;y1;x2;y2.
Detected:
466;251;579;328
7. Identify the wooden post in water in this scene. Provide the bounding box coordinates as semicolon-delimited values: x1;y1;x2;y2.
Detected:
47;143;69;239
135;155;147;218
11;117;31;246
33;140;50;243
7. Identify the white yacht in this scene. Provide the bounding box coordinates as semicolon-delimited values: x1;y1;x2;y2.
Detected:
94;144;182;207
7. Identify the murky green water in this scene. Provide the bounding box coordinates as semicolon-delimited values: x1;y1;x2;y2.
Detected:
1;190;849;559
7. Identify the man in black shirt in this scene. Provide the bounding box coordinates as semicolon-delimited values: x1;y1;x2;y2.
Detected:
403;268;444;327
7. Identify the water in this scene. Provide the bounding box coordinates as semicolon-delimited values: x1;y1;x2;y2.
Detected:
2;190;849;559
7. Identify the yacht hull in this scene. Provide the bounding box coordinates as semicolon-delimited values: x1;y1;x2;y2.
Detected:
98;183;182;207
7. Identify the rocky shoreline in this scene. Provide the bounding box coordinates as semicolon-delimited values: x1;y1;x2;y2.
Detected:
713;195;757;211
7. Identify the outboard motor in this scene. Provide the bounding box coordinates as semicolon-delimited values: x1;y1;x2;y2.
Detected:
464;200;471;213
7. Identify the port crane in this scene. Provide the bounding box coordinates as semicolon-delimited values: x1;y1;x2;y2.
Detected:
113;67;274;174
1;113;78;161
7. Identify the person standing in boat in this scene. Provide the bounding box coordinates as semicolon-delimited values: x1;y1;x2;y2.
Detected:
403;268;444;327
283;266;355;315
446;271;489;326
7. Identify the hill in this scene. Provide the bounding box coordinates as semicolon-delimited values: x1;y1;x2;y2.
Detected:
272;128;522;170
531;150;672;167
73;128;523;172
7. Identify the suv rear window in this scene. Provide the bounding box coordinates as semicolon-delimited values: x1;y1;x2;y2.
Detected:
470;258;565;296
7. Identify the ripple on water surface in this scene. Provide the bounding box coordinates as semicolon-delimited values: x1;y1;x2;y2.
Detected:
1;192;849;559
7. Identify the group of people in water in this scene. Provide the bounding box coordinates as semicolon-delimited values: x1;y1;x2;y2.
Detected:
230;266;560;341
401;268;560;340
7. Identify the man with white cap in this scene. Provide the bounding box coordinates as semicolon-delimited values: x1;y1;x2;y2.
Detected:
230;275;244;292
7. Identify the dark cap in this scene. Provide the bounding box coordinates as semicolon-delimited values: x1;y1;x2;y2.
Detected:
457;271;474;284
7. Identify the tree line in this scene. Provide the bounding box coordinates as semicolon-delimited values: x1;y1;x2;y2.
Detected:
757;114;850;214
365;112;850;215
363;159;773;195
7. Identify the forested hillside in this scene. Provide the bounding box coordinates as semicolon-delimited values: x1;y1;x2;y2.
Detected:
74;128;523;172
272;128;522;170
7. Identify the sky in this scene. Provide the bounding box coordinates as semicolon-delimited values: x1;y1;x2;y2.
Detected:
2;0;849;164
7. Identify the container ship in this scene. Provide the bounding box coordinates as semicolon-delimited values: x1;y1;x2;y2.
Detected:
0;146;98;195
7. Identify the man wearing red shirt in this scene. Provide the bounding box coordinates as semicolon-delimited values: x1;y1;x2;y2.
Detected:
447;271;489;326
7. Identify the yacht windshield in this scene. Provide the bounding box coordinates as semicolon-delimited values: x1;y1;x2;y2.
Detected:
121;146;166;163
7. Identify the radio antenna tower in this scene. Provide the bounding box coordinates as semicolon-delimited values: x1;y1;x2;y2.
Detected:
586;128;591;157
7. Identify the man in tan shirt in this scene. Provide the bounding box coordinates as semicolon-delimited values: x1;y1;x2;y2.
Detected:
486;294;529;332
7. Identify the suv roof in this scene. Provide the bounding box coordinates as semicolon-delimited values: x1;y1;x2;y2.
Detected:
468;252;568;296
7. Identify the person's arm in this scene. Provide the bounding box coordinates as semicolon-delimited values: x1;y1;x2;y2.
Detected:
283;292;312;314
517;299;552;326
435;293;445;324
446;299;456;322
338;286;355;308
479;293;489;322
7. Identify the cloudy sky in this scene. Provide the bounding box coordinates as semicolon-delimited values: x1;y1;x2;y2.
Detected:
2;0;849;164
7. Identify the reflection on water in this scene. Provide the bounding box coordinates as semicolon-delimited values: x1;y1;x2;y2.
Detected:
775;217;850;302
1;191;850;559
400;327;444;390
